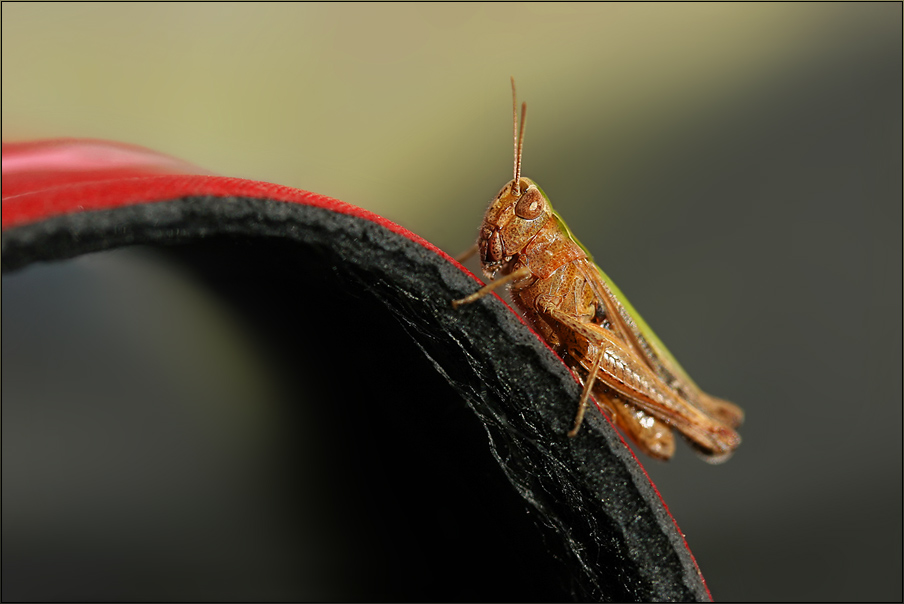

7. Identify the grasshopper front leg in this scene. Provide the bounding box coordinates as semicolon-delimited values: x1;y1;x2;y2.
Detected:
451;267;532;309
455;244;479;264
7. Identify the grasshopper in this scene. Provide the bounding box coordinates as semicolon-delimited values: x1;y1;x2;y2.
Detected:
452;79;743;462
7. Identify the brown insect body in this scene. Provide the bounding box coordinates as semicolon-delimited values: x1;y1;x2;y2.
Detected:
454;80;743;462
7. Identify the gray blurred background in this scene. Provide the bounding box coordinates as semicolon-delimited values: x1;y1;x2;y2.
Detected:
3;4;901;601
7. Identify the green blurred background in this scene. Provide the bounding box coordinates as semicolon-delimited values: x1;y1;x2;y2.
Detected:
3;3;901;601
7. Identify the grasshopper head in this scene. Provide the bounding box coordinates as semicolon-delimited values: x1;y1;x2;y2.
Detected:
477;176;551;276
477;79;553;277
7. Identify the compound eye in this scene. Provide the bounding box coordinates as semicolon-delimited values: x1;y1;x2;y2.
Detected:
514;188;544;220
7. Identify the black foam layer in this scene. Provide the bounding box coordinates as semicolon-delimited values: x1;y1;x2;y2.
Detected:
2;195;710;601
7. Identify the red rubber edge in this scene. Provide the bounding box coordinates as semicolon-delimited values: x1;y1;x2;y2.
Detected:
1;139;454;264
1;138;711;601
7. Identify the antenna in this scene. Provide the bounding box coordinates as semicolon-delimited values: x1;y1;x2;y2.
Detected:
511;77;527;197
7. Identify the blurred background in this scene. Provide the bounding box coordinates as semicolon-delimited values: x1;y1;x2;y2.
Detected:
3;3;901;601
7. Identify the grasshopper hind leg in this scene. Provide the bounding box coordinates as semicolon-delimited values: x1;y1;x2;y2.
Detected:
604;394;676;461
545;306;740;458
567;345;606;437
566;349;676;461
697;395;745;429
575;375;676;461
